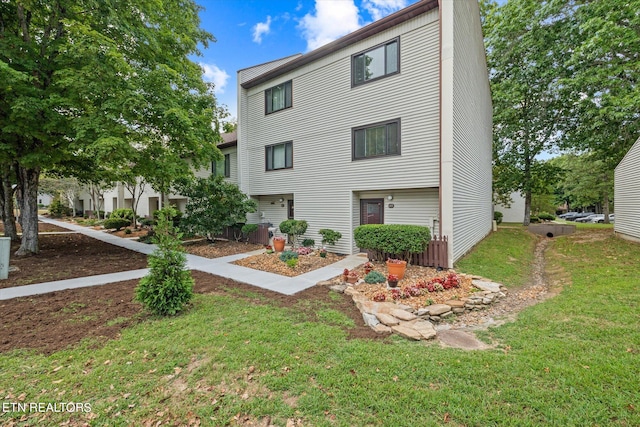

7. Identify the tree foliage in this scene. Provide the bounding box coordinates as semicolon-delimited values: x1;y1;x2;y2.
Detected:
177;176;257;242
0;0;221;254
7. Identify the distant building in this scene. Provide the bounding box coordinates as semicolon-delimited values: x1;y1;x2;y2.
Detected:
614;136;640;242
494;192;526;224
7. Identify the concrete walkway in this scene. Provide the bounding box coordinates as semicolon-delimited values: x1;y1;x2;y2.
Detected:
0;217;365;299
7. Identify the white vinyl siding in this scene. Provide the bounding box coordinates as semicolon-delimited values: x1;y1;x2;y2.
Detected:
614;137;640;241
494;192;526;224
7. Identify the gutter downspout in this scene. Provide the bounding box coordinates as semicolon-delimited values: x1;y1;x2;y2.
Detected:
438;0;443;240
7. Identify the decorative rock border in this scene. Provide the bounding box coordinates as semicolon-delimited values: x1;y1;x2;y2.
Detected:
329;278;507;341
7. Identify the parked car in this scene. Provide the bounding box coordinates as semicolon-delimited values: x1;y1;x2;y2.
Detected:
567;212;595;222
559;212;579;219
575;214;599;223
592;214;615;223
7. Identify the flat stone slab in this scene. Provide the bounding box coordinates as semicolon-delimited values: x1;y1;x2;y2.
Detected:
437;330;491;350
427;304;451;316
390;308;417;321
329;284;347;293
362;312;380;327
376;313;400;326
472;280;502;293
444;300;465;308
373;324;392;334
411;320;437;340
391;325;422;340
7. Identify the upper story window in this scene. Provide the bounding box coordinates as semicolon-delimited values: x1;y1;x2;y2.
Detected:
353;119;400;160
352;38;399;86
266;141;293;171
213;153;230;178
265;80;292;114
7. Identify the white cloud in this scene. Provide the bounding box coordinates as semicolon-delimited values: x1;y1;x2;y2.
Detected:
363;0;406;21
252;16;272;44
200;63;230;95
298;1;361;51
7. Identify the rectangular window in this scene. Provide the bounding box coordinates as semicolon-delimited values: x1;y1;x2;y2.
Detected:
353;119;400;160
266;141;293;171
352;39;399;86
213;154;230;177
265;80;292;114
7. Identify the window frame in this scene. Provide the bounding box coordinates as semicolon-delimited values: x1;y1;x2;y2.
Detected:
351;37;400;87
265;141;294;171
265;80;293;115
352;118;401;161
212;153;231;178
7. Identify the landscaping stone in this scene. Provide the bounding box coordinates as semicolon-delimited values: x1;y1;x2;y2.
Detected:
452;308;466;314
472;280;502;293
362;312;380;328
427;304;451;316
412;320;437;340
444;300;465;308
376;313;400;326
391;325;422;340
343;287;358;296
373;324;392;334
441;311;455;319
329;284;347;293
390;309;417;321
318;280;336;287
416;308;430;316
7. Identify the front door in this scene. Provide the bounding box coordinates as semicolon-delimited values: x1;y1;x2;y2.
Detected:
360;199;384;225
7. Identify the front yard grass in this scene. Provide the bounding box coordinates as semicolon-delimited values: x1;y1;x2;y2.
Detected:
1;228;639;426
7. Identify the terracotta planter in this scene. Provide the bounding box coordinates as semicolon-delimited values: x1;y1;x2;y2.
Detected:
273;239;285;252
386;260;407;280
347;276;358;284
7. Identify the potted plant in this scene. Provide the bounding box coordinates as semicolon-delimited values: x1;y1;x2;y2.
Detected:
387;273;399;288
273;236;286;252
386;258;407;280
319;248;327;258
346;270;359;284
343;268;350;281
363;261;374;275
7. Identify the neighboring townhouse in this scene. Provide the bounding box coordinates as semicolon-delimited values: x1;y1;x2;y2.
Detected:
76;132;239;217
494;192;526;224
614;136;640;242
237;0;492;267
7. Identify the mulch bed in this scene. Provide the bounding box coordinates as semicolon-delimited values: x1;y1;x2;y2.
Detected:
5;233;149;288
233;251;345;277
0;221;70;233
0;271;386;355
183;239;265;258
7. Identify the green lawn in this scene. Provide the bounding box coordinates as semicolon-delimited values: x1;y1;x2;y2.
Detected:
1;228;639;426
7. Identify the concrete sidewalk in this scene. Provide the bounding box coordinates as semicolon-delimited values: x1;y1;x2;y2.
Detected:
1;217;365;299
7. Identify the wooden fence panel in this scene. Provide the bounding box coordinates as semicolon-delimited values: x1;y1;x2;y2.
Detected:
217;224;270;245
366;236;448;269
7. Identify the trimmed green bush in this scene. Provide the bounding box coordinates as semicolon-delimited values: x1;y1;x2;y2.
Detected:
538;212;555;221
135;207;193;316
494;211;503;225
103;218;132;231
530;215;540;223
364;271;386;284
286;258;298;269
318;228;342;246
110;208;135;222
279;250;299;262
302;238;315;248
354;224;431;262
48;195;73;218
279;219;308;248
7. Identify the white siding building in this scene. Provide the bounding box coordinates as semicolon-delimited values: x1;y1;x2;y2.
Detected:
614;136;640;242
494;192;526;224
237;0;492;267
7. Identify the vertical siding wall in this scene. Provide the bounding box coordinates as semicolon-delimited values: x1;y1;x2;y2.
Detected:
239;11;441;255
449;0;493;263
614;137;640;241
494;191;526;224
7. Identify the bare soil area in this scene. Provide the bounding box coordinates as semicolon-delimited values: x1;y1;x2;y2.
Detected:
184;239;265;259
5;233;149;288
233;251;345;277
0;221;70;233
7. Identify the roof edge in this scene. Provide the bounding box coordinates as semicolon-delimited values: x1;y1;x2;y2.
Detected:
241;0;439;89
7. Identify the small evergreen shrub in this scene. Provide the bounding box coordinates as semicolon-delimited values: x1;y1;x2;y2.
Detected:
530;215;540;223
103;218;131;231
286;258;298;269
364;271;386;284
494;211;503;225
139;218;156;227
354;224;431;262
124;228;132;235
241;223;258;235
279;250;299;262
318;228;342;246
302;238;315;248
279;219;308;248
135;208;193;316
538;212;555;221
48;195;72;218
110;208;135;222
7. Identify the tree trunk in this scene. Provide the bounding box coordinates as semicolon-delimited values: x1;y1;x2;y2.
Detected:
523;190;532;226
0;165;19;241
602;192;610;224
15;165;40;256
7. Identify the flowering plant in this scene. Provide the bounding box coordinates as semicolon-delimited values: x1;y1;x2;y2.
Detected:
387;273;399;282
363;261;374;269
347;270;359;279
295;247;313;255
343;268;350;277
273;236;286;242
387;258;405;264
265;245;272;250
372;292;386;302
319;248;327;258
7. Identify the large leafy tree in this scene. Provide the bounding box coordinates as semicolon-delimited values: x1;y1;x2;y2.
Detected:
483;0;569;225
0;0;220;255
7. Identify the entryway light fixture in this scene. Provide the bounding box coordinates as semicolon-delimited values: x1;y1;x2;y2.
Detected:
278;198;284;203
387;195;393;201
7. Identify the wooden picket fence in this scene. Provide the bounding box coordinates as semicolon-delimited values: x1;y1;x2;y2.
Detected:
366;235;449;268
217;223;270;245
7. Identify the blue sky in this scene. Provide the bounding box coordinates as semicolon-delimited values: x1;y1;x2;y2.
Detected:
195;0;421;121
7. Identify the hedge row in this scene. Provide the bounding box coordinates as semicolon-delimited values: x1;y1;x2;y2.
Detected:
354;224;431;262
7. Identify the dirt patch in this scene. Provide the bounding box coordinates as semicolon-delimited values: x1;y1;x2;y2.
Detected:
5;233;149;288
233;251;344;277
0;271;385;355
184;239;265;259
0;221;71;233
110;228;150;238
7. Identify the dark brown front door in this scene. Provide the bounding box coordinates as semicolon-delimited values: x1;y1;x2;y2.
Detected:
360;199;384;225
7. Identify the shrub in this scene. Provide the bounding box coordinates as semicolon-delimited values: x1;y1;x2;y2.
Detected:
110;208;135;222
354;224;431;262
241;223;258;235
318;228;342;246
302;238;315;248
364;271;386;284
286;258;298;269
139;218;156;227
48;195;72;218
279;250;299;262
530;215;540;223
103;218;132;231
153;208;182;227
124;228;132;235
279;219;308;248
135;207;193;316
494;211;503;225
538;212;555;221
